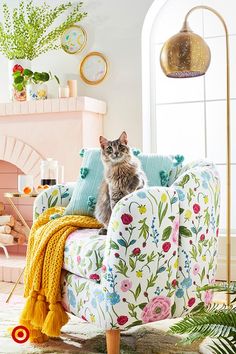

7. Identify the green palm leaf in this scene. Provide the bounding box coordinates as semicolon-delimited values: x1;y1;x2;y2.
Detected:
209;337;236;354
197;282;236;294
170;282;236;354
171;310;236;336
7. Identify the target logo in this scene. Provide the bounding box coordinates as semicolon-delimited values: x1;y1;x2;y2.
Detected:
11;325;30;344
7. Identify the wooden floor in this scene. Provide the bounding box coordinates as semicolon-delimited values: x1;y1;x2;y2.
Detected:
0;281;24;295
0;253;25;283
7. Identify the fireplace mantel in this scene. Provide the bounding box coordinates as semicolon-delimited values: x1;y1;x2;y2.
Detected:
0;96;106;182
0;96;106;117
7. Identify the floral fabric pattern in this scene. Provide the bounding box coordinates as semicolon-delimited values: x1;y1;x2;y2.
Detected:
63;228;106;280
35;162;220;331
172;165;220;317
61;271;106;329
34;183;75;220
99;186;179;329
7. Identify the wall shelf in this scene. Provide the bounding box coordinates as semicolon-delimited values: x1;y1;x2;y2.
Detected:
0;96;107;117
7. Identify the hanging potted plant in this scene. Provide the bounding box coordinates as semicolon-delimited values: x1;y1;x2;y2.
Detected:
0;0;87;100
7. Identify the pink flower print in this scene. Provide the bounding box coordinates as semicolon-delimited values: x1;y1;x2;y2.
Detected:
101;265;106;272
120;279;132;292
132;248;141;256
121;213;133;225
117;315;128;325
77;255;81;264
171;219;179;243
193;203;200;214
200;234;205;241
141;296;171;323
162;242;171;252
193;263;200;276
89;273;100;282
204;290;213;305
188;297;196;307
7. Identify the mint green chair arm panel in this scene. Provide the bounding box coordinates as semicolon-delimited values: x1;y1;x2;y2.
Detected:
33;183;75;220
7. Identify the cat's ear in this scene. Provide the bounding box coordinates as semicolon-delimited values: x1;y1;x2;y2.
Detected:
99;136;108;149
119;131;128;145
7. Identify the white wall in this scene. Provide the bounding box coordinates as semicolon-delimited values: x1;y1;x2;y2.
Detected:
0;0;154;148
146;0;236;234
144;0;236;280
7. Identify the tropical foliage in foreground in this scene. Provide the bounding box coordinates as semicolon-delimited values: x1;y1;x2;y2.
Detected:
170;283;236;354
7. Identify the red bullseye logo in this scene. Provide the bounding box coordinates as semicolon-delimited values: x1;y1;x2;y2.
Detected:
11;325;30;343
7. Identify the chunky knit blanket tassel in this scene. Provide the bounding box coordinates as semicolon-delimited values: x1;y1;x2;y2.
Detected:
19;207;101;343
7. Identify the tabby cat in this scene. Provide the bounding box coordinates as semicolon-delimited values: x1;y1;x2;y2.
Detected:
95;131;147;235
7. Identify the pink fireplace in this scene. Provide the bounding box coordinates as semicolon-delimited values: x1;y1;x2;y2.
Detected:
0;96;106;183
0;96;106;281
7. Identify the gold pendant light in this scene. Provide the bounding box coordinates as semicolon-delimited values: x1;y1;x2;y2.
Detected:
159;5;231;306
160;21;211;78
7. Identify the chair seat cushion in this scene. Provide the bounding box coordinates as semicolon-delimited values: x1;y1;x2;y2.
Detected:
63;228;106;282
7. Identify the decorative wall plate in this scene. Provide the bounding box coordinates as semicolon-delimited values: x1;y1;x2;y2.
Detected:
61;25;87;54
80;52;108;85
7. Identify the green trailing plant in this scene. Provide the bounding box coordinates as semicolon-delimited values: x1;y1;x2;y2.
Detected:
170;283;236;354
13;65;60;92
0;0;87;60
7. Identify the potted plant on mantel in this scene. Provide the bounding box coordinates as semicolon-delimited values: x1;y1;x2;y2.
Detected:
0;0;87;100
13;65;60;101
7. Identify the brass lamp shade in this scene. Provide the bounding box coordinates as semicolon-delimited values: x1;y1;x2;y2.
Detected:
160;26;211;78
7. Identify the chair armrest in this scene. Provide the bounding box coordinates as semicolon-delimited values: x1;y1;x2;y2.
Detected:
101;186;179;329
33;183;75;220
168;159;214;186
172;164;220;317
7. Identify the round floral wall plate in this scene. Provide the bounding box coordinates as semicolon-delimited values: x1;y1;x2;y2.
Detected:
80;52;108;85
61;25;87;54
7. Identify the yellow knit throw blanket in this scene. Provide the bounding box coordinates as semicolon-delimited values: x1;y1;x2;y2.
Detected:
19;207;101;343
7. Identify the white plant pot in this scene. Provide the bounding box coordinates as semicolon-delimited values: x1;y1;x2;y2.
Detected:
26;83;48;101
8;59;32;101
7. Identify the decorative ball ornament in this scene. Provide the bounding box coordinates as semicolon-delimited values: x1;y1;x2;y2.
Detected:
160;22;211;78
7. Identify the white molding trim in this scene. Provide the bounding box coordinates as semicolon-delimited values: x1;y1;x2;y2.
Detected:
0;96;107;117
142;0;168;153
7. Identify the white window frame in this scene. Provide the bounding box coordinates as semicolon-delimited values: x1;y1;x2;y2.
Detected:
141;0;236;281
142;0;168;153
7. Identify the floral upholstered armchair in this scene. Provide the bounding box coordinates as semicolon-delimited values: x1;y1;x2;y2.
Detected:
34;159;220;354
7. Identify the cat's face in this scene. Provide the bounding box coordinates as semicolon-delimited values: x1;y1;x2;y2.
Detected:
100;131;130;164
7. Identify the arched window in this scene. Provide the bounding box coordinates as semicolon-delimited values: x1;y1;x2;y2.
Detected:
142;0;236;236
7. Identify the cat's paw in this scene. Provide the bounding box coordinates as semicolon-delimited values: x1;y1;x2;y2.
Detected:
98;228;107;235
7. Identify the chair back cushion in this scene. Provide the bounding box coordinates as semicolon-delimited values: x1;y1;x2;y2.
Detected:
64;148;180;216
64;149;103;216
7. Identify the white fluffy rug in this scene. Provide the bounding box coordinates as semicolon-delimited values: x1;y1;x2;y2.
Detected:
0;297;205;354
